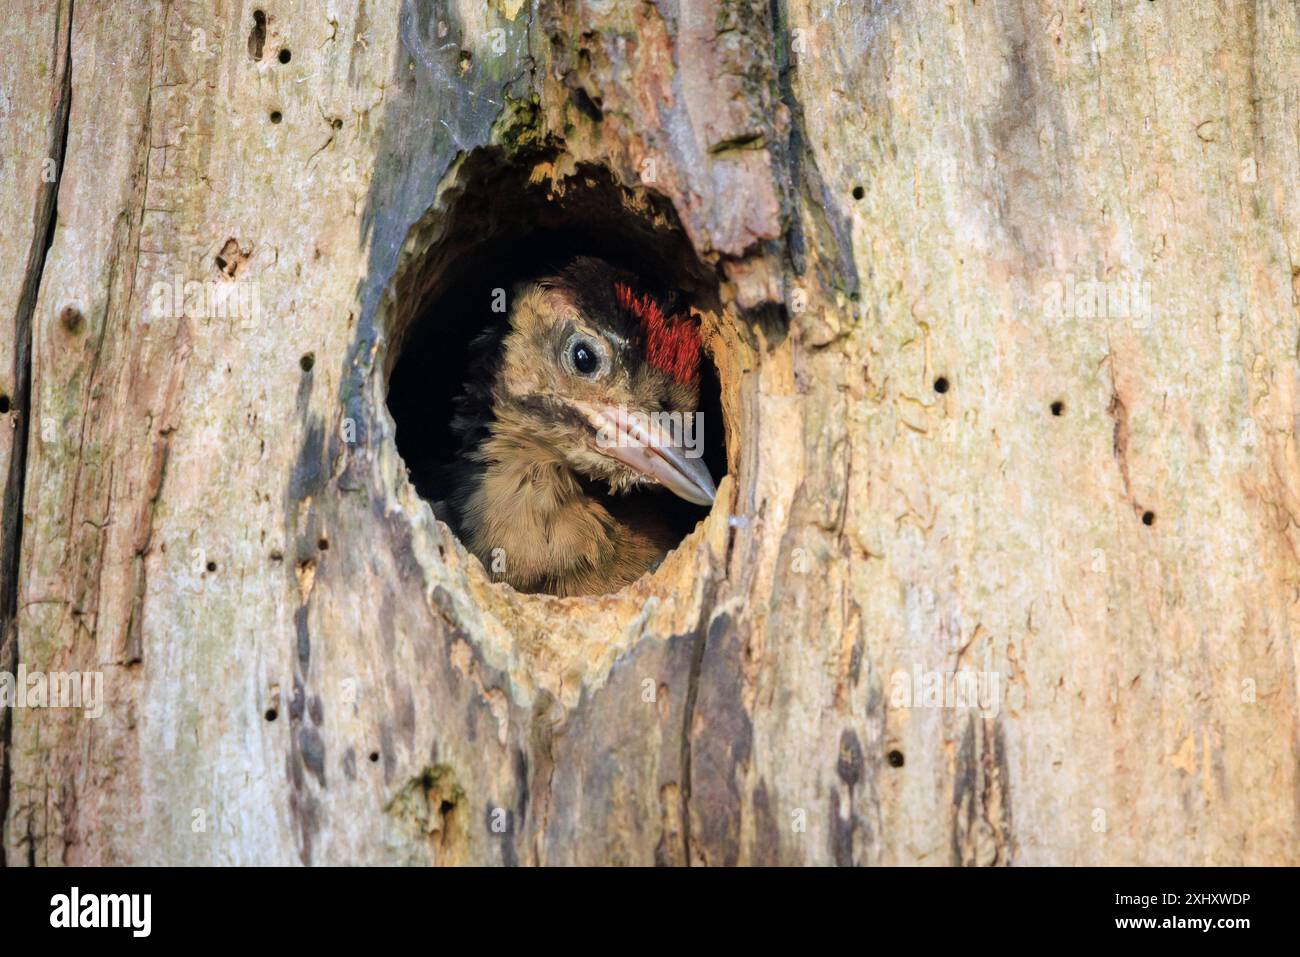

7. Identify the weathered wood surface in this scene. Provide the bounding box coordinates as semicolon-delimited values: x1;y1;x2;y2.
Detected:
1;0;1298;865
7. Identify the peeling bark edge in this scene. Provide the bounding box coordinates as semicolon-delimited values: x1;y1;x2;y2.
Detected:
0;0;73;869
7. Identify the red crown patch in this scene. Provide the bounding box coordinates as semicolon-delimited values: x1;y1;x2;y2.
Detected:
614;282;701;389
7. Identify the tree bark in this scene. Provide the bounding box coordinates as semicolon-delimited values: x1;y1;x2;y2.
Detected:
2;0;1298;865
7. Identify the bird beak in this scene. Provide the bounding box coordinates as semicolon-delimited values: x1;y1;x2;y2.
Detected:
573;402;717;507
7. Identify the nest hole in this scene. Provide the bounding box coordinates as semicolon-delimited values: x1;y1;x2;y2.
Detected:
384;150;731;596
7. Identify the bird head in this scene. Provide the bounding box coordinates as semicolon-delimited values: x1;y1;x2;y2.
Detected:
487;257;717;507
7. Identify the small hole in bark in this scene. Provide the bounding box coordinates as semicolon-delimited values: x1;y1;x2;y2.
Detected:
0;395;10;414
264;708;278;721
852;185;864;200
214;238;252;278
571;86;604;122
369;751;380;763
248;10;266;60
278;48;291;64
1142;510;1155;526
269;110;282;124
59;304;84;333
933;376;949;394
887;749;905;768
384;150;731;598
206;560;218;572
317;536;329;551
300;352;315;372
1050;400;1064;416
331;117;343;130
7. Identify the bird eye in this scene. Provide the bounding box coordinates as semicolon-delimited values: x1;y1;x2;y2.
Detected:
569;338;601;376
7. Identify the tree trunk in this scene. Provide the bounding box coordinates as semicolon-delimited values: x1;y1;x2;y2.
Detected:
2;0;1298;866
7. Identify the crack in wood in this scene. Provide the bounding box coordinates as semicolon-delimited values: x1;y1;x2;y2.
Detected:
0;0;74;868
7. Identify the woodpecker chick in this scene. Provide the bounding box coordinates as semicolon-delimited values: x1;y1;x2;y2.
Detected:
449;257;716;597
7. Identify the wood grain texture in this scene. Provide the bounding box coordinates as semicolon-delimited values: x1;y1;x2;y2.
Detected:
1;0;1297;865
